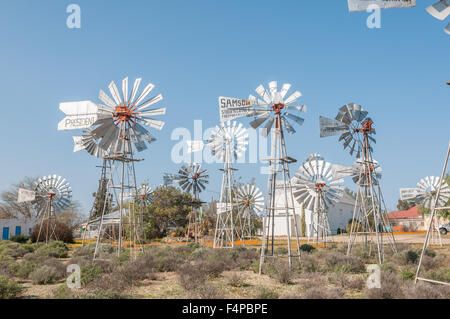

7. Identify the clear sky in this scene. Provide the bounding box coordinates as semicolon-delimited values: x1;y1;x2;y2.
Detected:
0;1;448;218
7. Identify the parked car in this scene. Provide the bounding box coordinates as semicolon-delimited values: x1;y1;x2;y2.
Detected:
439;222;450;235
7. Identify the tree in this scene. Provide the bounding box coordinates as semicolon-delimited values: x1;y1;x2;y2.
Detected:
396;199;416;211
141;186;193;239
0;176;39;218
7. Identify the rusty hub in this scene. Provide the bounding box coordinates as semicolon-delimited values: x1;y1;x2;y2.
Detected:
354;119;374;134
113;102;138;128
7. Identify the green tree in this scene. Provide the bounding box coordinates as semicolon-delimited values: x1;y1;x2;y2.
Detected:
142;186;193;239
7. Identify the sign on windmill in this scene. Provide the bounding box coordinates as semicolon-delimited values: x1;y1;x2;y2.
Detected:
218;97;251;122
348;0;416;12
58;101;99;130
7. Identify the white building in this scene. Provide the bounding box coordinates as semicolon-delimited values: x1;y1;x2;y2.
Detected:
0;218;39;240
264;181;357;238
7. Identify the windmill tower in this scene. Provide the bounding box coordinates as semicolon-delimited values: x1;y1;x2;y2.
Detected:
319;103;397;263
63;77;166;258
206;121;248;248
73;128;112;246
165;163;209;243
244;81;306;272
292;154;344;247
235;184;264;245
18;175;72;243
400;176;450;246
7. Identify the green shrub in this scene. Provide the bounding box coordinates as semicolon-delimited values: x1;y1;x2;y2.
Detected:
275;247;288;255
15;261;39;279
9;235;29;244
81;263;103;286
0;276;23;299
300;244;315;253
29;265;60;285
401;268;415;281
404;250;419;264
35;241;68;258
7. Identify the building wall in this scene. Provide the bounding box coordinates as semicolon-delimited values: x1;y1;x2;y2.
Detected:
267;181;357;237
0;218;39;240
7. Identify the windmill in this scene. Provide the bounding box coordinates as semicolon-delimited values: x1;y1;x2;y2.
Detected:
133;184;153;243
415;142;450;286
62;77;166;258
400;176;450;246
165;163;209;243
292;154;344;247
319;103;397;263
242;81;306;272
18;175;72;243
204;121;248;248
235;184;264;245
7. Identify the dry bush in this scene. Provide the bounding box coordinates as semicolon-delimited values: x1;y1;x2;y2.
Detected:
263;260;294;284
294;254;319;273
255;286;279;299
72;243;114;259
323;252;365;273
176;262;207;291
300;272;328;289
30;222;73;243
231;247;259;270
328;273;364;290
420;255;438;271
227;273;246;287
29;265;61;285
88;273;129;292
302;287;345;299
191;284;224;299
364;270;405;299
403;282;450;299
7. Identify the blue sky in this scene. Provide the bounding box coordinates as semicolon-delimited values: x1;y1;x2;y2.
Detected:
0;1;448;217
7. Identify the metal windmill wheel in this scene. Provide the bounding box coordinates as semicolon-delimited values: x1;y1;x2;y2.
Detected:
292;155;344;245
247;81;307;136
400;176;450;246
235;184;264;241
319;103;375;158
32;175;72;243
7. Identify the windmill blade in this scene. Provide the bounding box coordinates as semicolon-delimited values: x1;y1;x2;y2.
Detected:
108;81;122;105
129;78;142;106
255;84;272;104
319;116;349;138
99;89;116;107
139;107;166;117
250;114;270;129
248;95;268;107
286;105;307;113
261;117;275;137
134;123;156;144
122;77;129;104
269;81;278;98
134;83;155;106
284;91;302;105
134;94;164;112
280;83;291;99
285;113;304;126
139;117;165;130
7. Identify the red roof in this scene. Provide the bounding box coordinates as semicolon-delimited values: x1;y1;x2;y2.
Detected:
388;206;422;220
